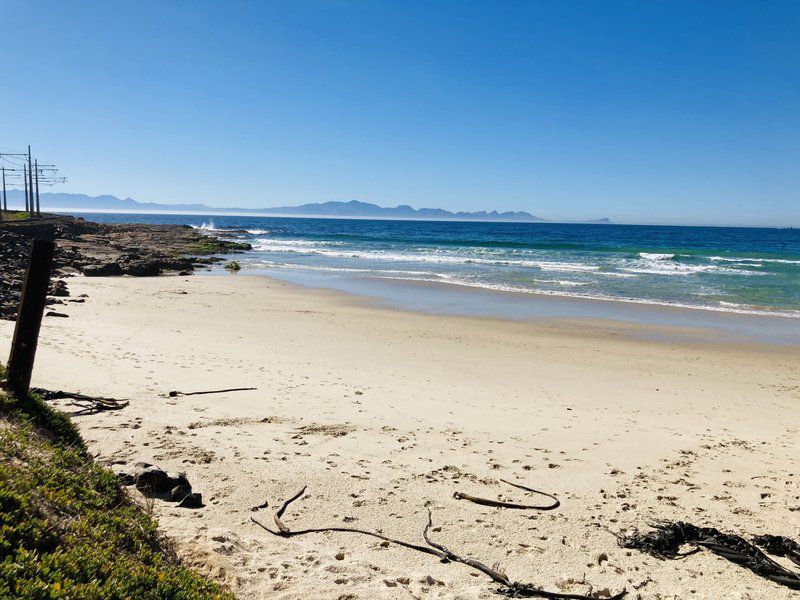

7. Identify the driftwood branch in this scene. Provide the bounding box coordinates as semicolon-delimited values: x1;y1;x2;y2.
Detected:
167;387;257;397
454;478;560;511
251;486;625;599
32;388;129;414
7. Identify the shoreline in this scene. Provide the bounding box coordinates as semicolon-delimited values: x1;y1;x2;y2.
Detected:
208;268;800;347
63;211;800;324
2;274;798;598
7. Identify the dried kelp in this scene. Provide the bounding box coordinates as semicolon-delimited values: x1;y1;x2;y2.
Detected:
252;486;625;599
454;478;560;510
617;521;800;590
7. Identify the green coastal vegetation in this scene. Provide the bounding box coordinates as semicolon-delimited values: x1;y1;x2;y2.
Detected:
0;363;232;599
0;211;34;222
187;239;251;255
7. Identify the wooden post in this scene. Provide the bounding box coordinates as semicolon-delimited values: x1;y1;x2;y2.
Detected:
6;239;55;399
1;166;6;213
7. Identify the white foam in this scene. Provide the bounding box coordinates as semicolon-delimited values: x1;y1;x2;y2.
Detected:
545;280;589;287
621;262;761;276
709;256;800;265
250;242;604;273
191;221;220;232
639;252;675;260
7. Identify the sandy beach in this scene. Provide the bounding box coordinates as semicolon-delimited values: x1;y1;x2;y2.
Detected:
2;274;798;599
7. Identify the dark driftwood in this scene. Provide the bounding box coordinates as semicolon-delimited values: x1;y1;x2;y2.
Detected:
251;487;625;599
167;387;257;397
617;522;800;590
252;486;446;559
33;388;129;413
454;478;560;511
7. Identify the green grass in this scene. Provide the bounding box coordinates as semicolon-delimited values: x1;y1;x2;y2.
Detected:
0;211;33;222
0;390;85;453
0;373;233;599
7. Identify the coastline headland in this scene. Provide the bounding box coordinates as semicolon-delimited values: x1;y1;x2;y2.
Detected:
0;211;249;320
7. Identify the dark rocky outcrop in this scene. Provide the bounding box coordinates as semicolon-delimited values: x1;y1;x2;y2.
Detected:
0;212;250;321
82;262;124;277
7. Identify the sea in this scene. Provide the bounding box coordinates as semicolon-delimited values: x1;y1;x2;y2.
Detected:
75;213;800;343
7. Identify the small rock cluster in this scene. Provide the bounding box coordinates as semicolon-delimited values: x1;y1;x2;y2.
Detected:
119;461;204;509
0;224;77;319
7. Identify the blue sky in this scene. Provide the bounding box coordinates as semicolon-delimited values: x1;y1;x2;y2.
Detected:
1;1;798;226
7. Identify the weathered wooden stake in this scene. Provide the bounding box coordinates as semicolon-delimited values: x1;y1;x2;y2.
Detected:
6;239;55;398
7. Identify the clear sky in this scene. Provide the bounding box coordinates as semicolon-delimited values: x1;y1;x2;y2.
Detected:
1;1;798;226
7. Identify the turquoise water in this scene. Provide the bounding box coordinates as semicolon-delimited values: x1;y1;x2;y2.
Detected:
80;213;800;318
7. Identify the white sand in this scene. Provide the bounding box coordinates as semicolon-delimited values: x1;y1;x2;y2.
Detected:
1;274;798;599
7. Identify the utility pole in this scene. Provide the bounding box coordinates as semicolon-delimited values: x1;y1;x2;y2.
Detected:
27;145;34;215
34;160;41;215
0;151;64;214
23;164;29;213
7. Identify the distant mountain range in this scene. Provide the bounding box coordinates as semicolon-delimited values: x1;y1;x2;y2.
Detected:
3;190;610;223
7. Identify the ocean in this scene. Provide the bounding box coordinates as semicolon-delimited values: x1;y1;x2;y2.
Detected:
78;213;800;319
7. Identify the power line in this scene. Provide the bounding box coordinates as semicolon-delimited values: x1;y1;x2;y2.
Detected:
0;146;66;216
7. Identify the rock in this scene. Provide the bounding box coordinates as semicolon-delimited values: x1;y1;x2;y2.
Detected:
45;311;69;318
178;270;192;276
49;279;70;297
117;472;136;486
170;484;193;502
82;262;123;277
134;465;191;495
122;260;160;276
177;493;203;508
160;257;195;271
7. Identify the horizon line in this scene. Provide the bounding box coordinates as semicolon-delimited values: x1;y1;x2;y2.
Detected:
27;207;796;229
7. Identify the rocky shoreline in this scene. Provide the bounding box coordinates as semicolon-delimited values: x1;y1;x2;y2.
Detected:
0;213;250;320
